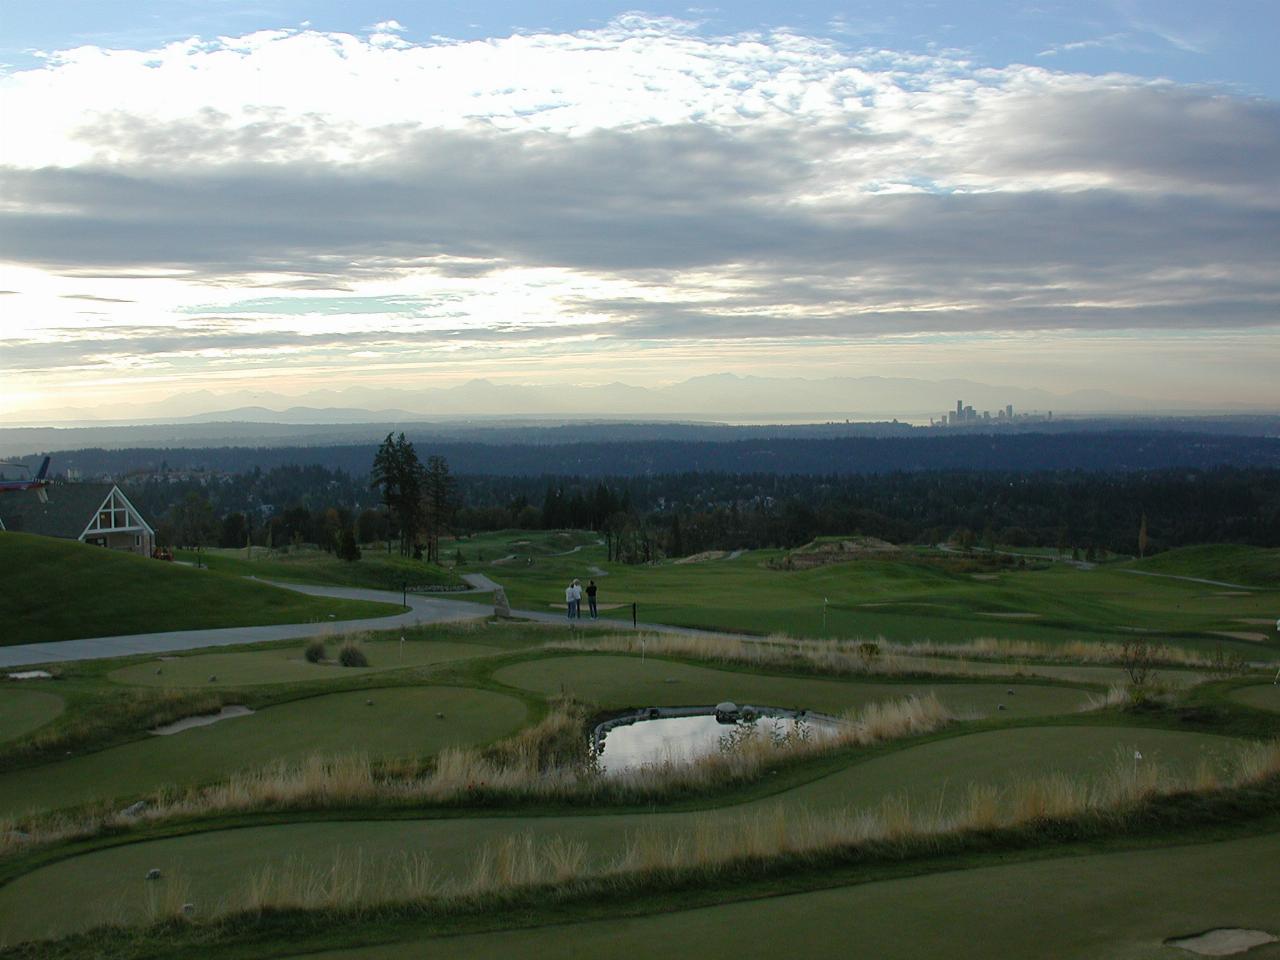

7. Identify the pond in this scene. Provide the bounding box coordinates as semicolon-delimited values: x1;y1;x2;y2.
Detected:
593;702;840;774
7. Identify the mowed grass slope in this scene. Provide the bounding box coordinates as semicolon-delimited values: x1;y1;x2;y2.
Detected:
177;545;464;591
1127;543;1280;587
0;533;402;644
0;725;1234;941
293;832;1280;960
454;539;1280;655
0;685;527;817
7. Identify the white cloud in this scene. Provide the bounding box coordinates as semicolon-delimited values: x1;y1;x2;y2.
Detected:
0;18;1276;413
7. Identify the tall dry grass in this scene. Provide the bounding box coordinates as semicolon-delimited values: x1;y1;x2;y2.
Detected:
551;632;1220;679
161;738;1280;927
0;694;952;860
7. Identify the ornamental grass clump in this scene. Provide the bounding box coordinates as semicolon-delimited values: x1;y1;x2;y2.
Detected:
550;631;1226;681
304;640;326;664
338;641;368;668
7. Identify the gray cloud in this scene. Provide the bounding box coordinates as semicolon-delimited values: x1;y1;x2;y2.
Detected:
3;79;1279;342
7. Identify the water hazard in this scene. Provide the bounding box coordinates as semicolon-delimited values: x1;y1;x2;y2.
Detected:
593;703;840;774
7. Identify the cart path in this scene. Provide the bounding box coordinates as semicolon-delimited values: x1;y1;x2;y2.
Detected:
0;578;748;668
1116;568;1259;591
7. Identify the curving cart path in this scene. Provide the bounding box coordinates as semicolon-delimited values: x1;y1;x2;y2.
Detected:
0;576;745;669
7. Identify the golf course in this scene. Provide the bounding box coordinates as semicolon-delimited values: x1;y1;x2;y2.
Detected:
1;532;1278;958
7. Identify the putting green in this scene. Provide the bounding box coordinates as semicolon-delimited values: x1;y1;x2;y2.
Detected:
0;686;526;818
0;726;1235;942
1229;684;1280;714
493;655;1092;718
293;832;1280;959
0;688;65;742
108;640;503;687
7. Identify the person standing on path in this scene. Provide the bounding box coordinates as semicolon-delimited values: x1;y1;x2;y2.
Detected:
586;579;598;619
565;580;577;621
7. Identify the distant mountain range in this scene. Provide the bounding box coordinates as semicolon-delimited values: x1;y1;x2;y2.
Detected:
6;374;1253;427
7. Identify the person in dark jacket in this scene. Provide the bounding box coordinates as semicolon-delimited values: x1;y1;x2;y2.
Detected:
586;579;598;619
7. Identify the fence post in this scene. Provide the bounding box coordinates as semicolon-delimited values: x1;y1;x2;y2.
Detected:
632;602;637;629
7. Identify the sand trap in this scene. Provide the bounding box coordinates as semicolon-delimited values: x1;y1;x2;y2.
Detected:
979;612;1041;619
860;602;948;608
150;705;253;735
6;671;52;680
1212;631;1268;643
1167;928;1277;956
674;550;727;564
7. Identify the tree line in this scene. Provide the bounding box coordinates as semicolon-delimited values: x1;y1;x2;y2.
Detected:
127;462;1278;565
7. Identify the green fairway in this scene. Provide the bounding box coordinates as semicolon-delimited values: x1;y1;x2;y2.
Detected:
0;688;64;742
448;529;601;564
493;654;1093;718
292;831;1280;960
0;725;1234;942
178;546;464;592
0;686;527;817
107;639;504;687
0;533;403;644
1128;544;1280;588
454;539;1280;657
1230;683;1280;713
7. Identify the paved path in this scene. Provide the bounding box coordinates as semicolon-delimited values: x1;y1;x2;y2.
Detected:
1116;569;1258;591
0;583;487;669
0;577;748;669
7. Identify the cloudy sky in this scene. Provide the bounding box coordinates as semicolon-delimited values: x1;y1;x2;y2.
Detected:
2;1;1277;420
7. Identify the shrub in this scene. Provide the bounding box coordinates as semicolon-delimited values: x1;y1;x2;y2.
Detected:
338;642;368;668
304;640;326;664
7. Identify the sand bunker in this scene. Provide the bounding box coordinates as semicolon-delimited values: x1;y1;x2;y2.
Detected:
1167;928;1277;956
6;671;52;680
1212;631;1268;643
774;537;901;570
150;705;253;735
675;550;728;564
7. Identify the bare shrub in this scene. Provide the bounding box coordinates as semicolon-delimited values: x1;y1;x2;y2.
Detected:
304;640;326;664
338;641;368;668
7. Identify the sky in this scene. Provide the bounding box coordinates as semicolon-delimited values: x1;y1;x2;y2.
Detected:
1;1;1278;420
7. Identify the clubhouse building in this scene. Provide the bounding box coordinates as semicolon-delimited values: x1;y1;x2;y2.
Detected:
0;483;156;556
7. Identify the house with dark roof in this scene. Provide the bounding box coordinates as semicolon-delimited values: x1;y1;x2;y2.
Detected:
0;483;155;556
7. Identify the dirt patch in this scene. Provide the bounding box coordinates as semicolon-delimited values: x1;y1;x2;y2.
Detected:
979;612;1041;619
859;601;947;608
1167;928;1277;956
772;537;901;570
150;705;253;736
1212;631;1268;643
1237;619;1277;626
1214;592;1253;597
970;573;999;581
674;550;727;564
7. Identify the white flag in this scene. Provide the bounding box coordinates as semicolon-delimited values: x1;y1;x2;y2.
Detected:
1134;750;1143;761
